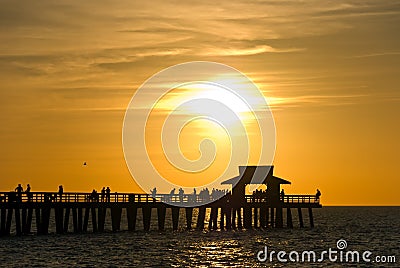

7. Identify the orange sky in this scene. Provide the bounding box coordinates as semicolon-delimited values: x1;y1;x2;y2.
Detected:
0;1;399;205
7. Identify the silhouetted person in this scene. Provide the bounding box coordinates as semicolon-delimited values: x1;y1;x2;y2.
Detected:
178;188;184;203
58;185;64;202
106;187;111;202
25;184;32;202
91;189;99;202
169;188;175;202
151;187;157;201
316;189;321;201
101;187;106;202
280;189;285;201
15;184;23;202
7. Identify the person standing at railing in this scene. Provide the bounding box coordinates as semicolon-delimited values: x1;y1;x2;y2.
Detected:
315;189;321;201
168;188;175;202
58;185;64;202
101;187;106;202
193;188;197;203
151;187;157;201
106;187;111;202
178;188;184;203
15;184;23;202
25;184;32;202
280;189;285;202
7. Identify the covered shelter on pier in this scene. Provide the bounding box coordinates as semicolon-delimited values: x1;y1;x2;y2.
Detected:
221;165;291;205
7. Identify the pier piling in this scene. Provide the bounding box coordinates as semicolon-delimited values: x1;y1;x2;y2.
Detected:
185;207;192;230
91;207;97;232
83;207;90;232
298;208;304;228
171;207;180;231
308;208;314;228
196;206;206;230
286;208;293;228
126;206;136;231
157;206;166;231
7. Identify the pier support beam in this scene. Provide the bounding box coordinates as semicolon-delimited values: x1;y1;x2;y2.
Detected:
185;207;193;230
78;208;83;232
98;208;106;232
196;206;206;230
42;206;51;235
91;207;97;232
83;207;90;232
219;207;225;230
225;207;232;230
5;208;13;235
253;207;258;228
260;206;266;228
298;208;304;228
237;208;243;229
171;207;180;231
63;208;70;233
243;206;252;229
55;207;64;234
72;208;78;233
21;208;27;234
275;207;283;228
0;208;6;235
286;208;293;228
308;208;314;228
157;206;166;231
212;207;218;230
231;208;237;229
15;207;21;236
111;207;122;232
208;208;213;230
26;208;33;234
35;208;41;235
126;206;136;232
142;206;151;231
270;208;275;228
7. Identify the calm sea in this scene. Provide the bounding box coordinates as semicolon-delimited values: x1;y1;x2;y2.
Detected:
0;207;398;267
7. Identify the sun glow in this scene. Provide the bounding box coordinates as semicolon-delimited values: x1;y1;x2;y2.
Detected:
142;78;266;188
152;81;265;129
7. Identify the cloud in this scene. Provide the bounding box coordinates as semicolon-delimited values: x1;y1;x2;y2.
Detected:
350;52;400;58
200;45;305;56
265;93;369;110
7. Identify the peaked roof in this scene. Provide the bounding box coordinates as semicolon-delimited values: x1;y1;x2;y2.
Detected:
221;166;291;185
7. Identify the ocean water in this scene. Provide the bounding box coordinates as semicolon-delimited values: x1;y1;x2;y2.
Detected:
0;207;398;267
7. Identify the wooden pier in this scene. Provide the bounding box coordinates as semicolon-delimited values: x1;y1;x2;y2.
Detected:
0;191;321;236
0;166;322;236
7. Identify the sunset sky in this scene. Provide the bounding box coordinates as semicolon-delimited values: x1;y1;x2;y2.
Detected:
0;1;399;205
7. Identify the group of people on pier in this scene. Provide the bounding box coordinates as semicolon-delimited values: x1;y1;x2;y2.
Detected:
87;187;112;202
0;183;33;203
150;187;230;203
0;184;116;203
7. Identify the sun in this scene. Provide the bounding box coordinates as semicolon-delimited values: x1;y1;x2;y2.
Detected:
152;81;260;129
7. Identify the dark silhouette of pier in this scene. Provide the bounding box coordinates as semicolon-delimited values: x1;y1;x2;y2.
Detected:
0;166;321;236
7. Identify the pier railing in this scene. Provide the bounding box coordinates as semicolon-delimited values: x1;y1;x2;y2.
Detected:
245;194;320;204
0;192;320;205
282;195;320;204
0;192;222;204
